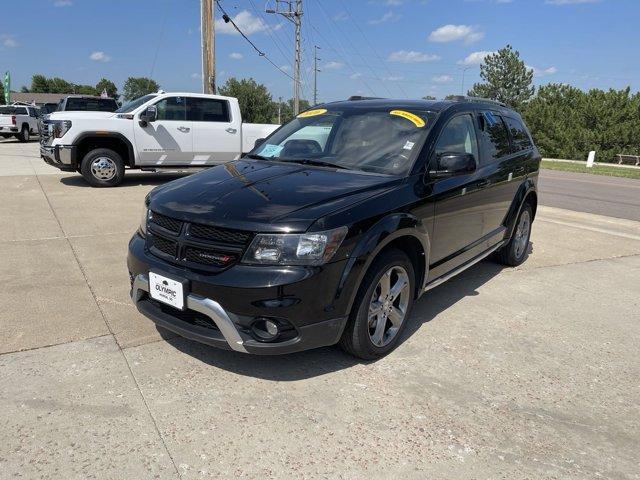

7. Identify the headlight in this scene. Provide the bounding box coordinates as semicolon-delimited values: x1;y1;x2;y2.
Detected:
243;226;348;266
139;207;149;237
51;120;72;138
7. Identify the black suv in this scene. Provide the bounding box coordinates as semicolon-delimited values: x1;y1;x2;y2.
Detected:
128;98;540;359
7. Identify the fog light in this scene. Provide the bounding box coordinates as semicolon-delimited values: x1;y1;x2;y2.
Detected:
251;318;280;341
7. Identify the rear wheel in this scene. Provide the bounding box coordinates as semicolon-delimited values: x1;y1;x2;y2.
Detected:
339;249;415;360
18;126;30;142
496;203;533;266
80;148;125;187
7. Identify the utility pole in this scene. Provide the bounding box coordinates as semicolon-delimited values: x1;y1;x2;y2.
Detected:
266;0;303;114
313;45;321;105
201;0;215;94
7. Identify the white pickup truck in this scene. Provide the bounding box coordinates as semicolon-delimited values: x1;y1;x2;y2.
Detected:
40;92;279;187
0;104;40;142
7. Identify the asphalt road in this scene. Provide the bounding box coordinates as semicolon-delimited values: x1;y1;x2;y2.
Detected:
539;169;640;222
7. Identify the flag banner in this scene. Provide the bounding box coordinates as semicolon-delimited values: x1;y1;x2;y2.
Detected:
3;72;10;104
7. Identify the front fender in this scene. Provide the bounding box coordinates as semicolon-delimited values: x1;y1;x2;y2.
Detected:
335;213;430;315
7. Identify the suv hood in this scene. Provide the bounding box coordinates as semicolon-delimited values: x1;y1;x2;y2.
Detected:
149;160;401;232
47;111;116;120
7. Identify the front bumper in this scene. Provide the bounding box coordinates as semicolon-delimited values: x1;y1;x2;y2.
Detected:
40;144;77;171
127;233;352;355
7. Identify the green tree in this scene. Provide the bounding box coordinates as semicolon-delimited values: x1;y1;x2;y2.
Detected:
48;77;74;93
422;95;437;100
73;84;98;95
279;98;311;124
122;77;159;101
0;82;4;105
30;74;50;93
218;77;277;123
468;45;534;109
96;78;118;99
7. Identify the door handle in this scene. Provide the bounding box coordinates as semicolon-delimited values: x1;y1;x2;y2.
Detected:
477;179;490;189
177;126;190;133
225;127;237;134
514;167;525;175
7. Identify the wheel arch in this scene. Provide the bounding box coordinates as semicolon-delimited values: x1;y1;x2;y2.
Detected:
75;132;135;168
504;179;538;238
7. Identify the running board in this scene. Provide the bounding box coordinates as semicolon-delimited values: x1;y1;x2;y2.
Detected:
423;241;506;292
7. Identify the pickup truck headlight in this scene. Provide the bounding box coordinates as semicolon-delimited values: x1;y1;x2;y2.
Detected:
243;226;348;266
139;207;149;237
51;120;72;138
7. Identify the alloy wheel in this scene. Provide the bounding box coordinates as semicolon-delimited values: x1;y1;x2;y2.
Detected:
368;265;410;347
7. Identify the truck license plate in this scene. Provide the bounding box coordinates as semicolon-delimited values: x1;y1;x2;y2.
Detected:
149;272;185;310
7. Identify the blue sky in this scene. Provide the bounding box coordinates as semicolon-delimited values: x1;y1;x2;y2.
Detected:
1;0;638;102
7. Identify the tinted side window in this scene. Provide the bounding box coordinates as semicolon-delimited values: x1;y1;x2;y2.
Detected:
28;107;37;117
154;97;186;121
435;114;479;159
478;112;511;163
187;98;230;122
504;117;533;152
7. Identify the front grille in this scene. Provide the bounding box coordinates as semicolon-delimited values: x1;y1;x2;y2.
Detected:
150;212;183;233
39;120;53;146
147;210;250;270
151;235;177;257
147;298;220;331
189;223;251;244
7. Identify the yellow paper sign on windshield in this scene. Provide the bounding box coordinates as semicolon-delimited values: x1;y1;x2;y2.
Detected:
297;108;327;118
390;110;426;128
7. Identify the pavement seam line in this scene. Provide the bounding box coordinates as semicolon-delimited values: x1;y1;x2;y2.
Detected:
538;218;640;241
33;173;182;479
0;334;112;357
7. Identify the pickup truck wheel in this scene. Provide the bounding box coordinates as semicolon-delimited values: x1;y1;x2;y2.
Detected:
496;203;533;267
339;249;415;360
80;148;125;187
18;126;30;142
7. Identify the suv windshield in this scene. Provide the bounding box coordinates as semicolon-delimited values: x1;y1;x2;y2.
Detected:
116;94;157;114
251;106;435;175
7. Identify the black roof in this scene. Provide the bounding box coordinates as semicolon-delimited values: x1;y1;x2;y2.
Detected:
323;97;515;115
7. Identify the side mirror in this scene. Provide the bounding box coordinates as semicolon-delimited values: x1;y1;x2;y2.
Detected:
429;152;476;179
254;138;265;149
139;105;157;126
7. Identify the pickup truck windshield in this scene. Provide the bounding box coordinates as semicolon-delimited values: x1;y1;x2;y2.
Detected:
65;98;118;112
251;107;435;175
115;94;157;114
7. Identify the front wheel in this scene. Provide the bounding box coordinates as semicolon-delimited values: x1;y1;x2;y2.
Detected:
339;249;415;360
80;148;125;187
496;203;533;266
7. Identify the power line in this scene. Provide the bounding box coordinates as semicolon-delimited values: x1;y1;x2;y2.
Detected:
215;1;295;81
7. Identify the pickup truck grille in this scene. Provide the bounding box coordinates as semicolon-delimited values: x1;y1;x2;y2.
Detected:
39;120;53;146
147;211;252;270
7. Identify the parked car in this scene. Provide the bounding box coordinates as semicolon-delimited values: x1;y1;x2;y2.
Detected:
40;92;279;186
55;95;118;113
127;97;541;359
39;103;59;116
0;105;39;141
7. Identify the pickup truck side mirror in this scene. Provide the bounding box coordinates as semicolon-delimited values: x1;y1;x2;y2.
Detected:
254;138;265;149
429;152;476;179
139;105;157;127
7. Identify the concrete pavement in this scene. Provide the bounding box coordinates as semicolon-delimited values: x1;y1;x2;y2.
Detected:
1;140;639;479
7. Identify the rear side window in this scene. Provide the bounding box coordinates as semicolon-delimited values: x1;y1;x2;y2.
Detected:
478;112;511;163
154;96;187;121
187;97;230;122
504;117;533;152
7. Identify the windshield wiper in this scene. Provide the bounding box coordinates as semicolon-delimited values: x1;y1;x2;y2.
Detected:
280;158;351;170
245;153;270;160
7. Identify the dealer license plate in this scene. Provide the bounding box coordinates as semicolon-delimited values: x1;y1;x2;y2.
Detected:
149;272;185;310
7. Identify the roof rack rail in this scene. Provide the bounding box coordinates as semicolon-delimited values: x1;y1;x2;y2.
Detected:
448;95;508;107
347;96;384;101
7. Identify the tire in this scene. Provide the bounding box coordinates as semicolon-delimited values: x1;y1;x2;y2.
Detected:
18;126;30;142
496;203;533;267
80;148;125;187
339;249;415;360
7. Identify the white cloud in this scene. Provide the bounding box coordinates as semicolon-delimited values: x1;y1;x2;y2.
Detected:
333;11;349;21
229;52;243;60
280;65;291;72
190;72;202;80
383;75;404;81
1;34;19;48
428;24;484;44
324;61;344;70
458;51;495;65
388;50;440;63
215;10;272;35
53;0;72;6
89;51;111;62
432;75;454;83
350;73;363;80
368;11;402;25
527;65;558;77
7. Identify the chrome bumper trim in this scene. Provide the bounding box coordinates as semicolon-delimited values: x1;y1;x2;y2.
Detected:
130;274;248;353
